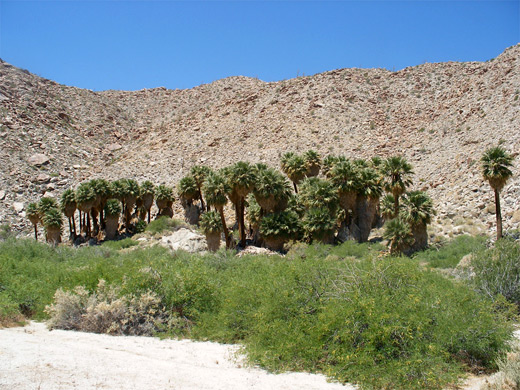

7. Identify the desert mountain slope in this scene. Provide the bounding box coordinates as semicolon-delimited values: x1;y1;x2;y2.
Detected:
1;44;519;235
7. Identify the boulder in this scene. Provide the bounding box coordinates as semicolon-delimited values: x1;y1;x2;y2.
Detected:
13;202;24;212
28;154;50;166
160;228;207;253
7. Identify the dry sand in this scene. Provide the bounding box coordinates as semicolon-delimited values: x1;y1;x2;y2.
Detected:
0;322;354;390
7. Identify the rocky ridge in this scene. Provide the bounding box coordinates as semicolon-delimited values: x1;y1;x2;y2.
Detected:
1;44;519;239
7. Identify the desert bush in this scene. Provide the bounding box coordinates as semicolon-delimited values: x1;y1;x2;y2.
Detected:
415;235;487;268
46;280;170;335
471;239;520;306
482;340;520;390
145;216;185;235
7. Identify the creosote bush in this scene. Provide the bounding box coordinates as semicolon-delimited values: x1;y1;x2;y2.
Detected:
0;238;516;390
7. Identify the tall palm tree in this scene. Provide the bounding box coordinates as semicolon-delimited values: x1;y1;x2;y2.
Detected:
382;156;414;218
226;161;257;248
139;181;155;223
155;185;175;218
26;202;40;240
190;165;212;211
384;217;413;256
303;150;321;177
42;207;63;245
178;175;200;224
203;171;232;248
76;182;96;237
403;191;435;251
281;152;306;193
354;167;383;242
481;146;514;240
253;167;292;213
60;189;77;239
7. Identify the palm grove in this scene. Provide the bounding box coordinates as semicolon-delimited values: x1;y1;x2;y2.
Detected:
27;146;514;253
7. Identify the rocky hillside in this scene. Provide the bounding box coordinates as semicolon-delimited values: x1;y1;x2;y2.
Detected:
1;44;519;238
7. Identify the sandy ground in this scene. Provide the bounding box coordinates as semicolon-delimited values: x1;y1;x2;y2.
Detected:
0;322;355;390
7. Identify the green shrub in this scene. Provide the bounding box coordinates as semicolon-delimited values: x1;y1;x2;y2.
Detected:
101;238;138;250
199;211;222;234
471;239;520;306
482;340;520;390
415;235;486;268
104;199;121;216
145;216;185;235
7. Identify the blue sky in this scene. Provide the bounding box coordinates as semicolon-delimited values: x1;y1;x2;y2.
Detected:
0;1;518;91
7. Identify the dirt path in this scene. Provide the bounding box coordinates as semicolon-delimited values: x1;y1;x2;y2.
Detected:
0;322;354;390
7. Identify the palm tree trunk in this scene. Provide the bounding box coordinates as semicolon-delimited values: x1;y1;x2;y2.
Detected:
72;215;76;237
33;225;38;240
147;208;151;224
293;182;298;194
393;192;400;218
198;188;205;211
239;197;246;248
218;207;230;248
79;210;83;233
495;189;503;240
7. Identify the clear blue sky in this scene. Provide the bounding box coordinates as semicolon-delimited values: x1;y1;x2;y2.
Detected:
1;1;518;91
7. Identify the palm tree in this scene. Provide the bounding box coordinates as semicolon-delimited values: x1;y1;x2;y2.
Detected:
259;210;301;251
60;189;77;239
178;175;201;224
481;146;514;240
139;181;155;223
322;155;346;178
354;167;383;242
382;156;414;218
403;191;435;251
329;160;359;217
190;165;212;211
281;152;306;193
26;202;40;240
384;216;413;256
302;206;336;244
76;182;96;237
303;150;321;177
104;199;121;240
253;167;292;213
155;185;174;217
199;210;223;252
299;177;339;215
41;208;63;245
90;179;111;233
203;171;232;248
226;161;257;247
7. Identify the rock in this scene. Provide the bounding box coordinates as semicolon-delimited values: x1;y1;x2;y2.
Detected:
107;143;122;152
0;190;5;200
13;202;24;212
160;228;207;253
512;210;520;223
28;154;50;166
35;173;51;184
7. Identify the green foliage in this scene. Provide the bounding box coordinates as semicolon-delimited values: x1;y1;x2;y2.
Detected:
89;178;112;200
145;216;185;235
299;177;339;214
382;156;414;198
280;152;307;185
259;211;301;240
322;155;347;178
403;191;435;226
414;235;486;269
381;194;396;219
303;207;337;241
253;167;293;211
38;197;59;216
190;165;212;188
384;216;413;255
155;185;174;202
0;238;515;389
135;220;147;234
199;211;223;234
0;224;14;241
246;194;262;226
104;199;121;217
481;146;514;191
60;189;76;209
356;166;383;199
303;149;321;176
226;161;256;197
203;172;230;209
101;237;138;250
178;175;199;201
329;159;359;193
26;202;39;221
41;208;63;229
140;180;155;196
76;182;96;205
471;239;520;306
